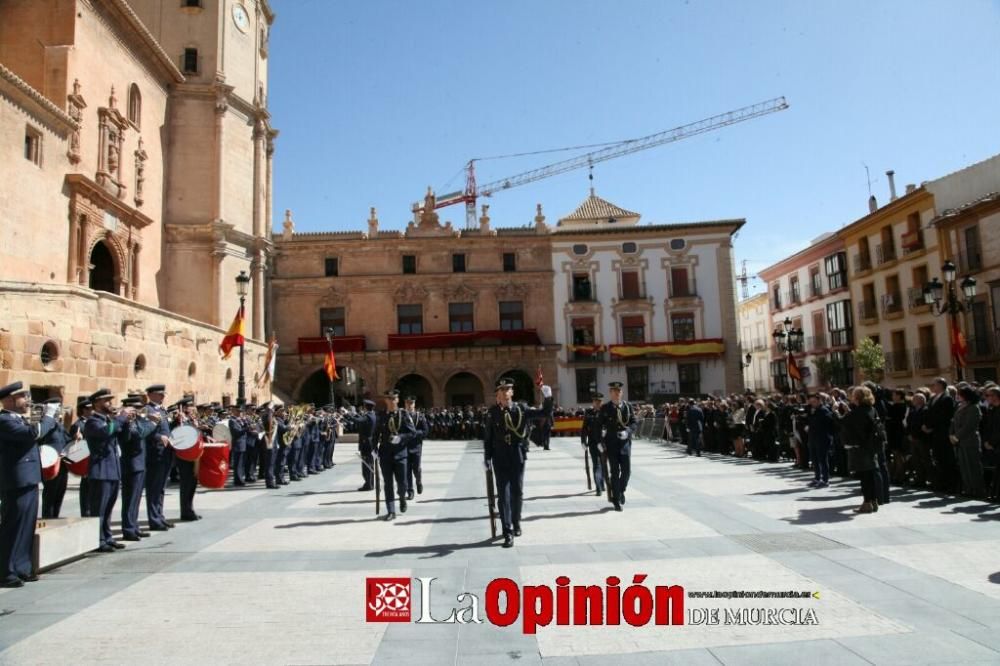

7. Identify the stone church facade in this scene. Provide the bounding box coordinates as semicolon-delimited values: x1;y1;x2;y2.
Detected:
0;0;273;404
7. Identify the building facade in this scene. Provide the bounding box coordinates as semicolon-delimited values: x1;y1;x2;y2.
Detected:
550;192;744;405
737;292;771;392
270;202;560;407
0;0;272;403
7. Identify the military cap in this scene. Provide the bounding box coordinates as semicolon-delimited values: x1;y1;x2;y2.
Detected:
405;395;417;402
88;388;114;402
590;392;605;400
363;399;376;408
43;397;62;404
0;382;29;400
145;384;166;394
383;389;400;398
608;381;624;389
76;395;93;409
122;396;144;407
176;396;194;407
495;377;515;390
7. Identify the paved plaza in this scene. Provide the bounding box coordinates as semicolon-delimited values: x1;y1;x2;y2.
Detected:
1;436;999;665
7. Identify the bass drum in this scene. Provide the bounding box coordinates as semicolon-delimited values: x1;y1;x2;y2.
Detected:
64;439;90;476
198;442;231;489
170;425;204;462
40;445;61;481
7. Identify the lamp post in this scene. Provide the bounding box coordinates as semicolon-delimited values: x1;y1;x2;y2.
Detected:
739;351;754;392
772;316;804;392
923;259;977;381
235;270;251;406
323;326;336;407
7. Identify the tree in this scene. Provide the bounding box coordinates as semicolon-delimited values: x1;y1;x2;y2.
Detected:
853;336;885;383
813;355;845;386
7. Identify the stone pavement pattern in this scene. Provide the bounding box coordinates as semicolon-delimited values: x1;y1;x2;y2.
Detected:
0;437;999;665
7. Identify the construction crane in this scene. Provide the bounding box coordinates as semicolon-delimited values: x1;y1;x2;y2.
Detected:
416;96;789;227
736;260;754;300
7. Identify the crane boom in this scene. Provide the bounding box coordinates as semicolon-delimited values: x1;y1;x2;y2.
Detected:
421;96;789;226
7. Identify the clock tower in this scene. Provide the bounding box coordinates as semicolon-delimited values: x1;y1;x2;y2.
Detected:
128;0;276;338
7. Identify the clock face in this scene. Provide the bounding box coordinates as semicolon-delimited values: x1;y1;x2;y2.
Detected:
232;4;250;33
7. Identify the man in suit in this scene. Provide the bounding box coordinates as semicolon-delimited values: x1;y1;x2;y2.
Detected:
806;393;836;488
483;378;554;547
38;397;69;518
356;400;377;491
404;396;428;500
685;400;705;456
580;393;606;496
83;388;126;552
923;378;958;493
374;390;416;520
0;382;42;587
143;384;174;531
599;382;638;511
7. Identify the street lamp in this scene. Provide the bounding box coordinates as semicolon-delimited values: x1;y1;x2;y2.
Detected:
923;259;977;380
772;317;804;392
323;326;336;407
235;270;251;406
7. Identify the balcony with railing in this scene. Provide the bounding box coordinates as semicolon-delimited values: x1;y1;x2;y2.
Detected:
568;348;607;363
829;328;853;348
784;288;802;307
853;252;872;274
875;243;897;266
297;336;367;354
752;337;769;352
619;288;648;301
809;278;823;299
571;285;596;302
669;285;699;299
806;334;827;352
901;229;924;255
857;300;879;323
884;349;910;374
912;347;939;372
881;292;904;317
957;247;983;274
907;287;930;312
966;333;999;362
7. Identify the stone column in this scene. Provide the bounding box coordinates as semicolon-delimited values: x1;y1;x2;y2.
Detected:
213;250;225;328
252;254;264;340
252;121;264;238
214;96;227;223
67;209;79;283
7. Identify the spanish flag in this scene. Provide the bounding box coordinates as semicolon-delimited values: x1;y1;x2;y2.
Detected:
219;305;245;360
788;353;803;382
951;316;968;368
323;346;339;382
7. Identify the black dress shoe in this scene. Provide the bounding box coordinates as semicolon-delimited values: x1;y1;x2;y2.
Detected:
97;545;115;553
502;535;514;548
163;521;175;528
620;495;626;505
137;531;151;537
513;526;522;537
291;476;302;482
614;503;623;512
595;489;602;496
400;499;407;513
416;482;423;495
18;573;39;583
1;578;24;588
406;490;415;500
234;480;246;487
266;482;277;489
358;485;372;491
180;514;202;521
278;479;289;485
123;534;141;542
384;512;396;521
149;524;169;531
110;541;126;549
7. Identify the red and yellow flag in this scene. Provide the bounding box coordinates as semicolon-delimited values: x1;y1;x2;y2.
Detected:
951;316;968;368
324;346;339;382
535;364;544;387
219;305;245;360
788;353;803;382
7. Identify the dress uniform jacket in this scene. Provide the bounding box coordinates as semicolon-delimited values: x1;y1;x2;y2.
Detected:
375;409;417;459
38;415;67;454
84;412;124;481
0;411;41;491
599;400;638;454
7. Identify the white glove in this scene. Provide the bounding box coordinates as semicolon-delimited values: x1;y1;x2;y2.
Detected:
44;403;60;419
541;385;552;398
391;435;401;445
618;430;628;440
598;443;606;453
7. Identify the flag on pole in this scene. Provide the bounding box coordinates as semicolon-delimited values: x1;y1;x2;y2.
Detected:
787;354;803;382
324;344;339;381
257;336;278;387
535;364;544;387
950;316;968;368
219;305;245;360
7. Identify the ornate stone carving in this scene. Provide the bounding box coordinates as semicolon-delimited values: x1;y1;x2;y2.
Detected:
446;282;478;301
534;203;549;232
282;209;295;239
420;186;438;227
367;207;378;237
96;86;128;199
66;79;86;165
318;286;346;307
133;137;147;207
494;282;529;301
394;283;430;304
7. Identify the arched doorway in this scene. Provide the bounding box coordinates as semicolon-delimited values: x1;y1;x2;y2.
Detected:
89;241;116;293
395;373;433;408
296;365;366;407
444;372;483;407
500;369;535;403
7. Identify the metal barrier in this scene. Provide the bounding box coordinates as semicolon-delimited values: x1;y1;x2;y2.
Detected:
634;417;667;441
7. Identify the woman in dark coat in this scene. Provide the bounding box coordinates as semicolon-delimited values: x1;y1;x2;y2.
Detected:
950;385;985;498
840;386;881;514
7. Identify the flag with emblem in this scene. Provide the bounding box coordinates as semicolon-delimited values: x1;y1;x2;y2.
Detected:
787;354;803;382
219;305;245;360
257;335;278;387
951;316;968;368
535;364;544;387
324;344;339;382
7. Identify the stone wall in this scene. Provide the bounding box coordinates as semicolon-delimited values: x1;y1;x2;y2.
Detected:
0;281;269;405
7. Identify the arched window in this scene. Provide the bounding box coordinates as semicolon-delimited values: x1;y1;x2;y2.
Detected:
89;241;116;293
127;84;141;128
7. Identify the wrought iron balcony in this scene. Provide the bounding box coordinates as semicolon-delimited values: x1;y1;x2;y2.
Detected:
912;347;939;371
884;349;910;373
853;253;872;274
857;300;879;322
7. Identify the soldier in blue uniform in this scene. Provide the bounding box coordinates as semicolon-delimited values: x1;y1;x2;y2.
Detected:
39;397;69;518
356;399;377;491
259;403;278;489
0;382;42;586
580;392;606;496
143;384;174;531
483;378;554;548
119;396;154;540
83;388;127;552
374;390;416;521
70;396;94;517
404;396;429;500
229;404;248;486
172;398;201;521
598;382;637;512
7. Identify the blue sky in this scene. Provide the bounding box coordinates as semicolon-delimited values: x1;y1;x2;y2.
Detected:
268;0;1000;293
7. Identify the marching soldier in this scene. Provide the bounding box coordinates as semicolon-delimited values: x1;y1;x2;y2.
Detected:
0;382;42;586
39;397;69;518
483;378;554;548
598;381;637;512
404;396;429;500
374;390;416;520
581;392;606;496
144;384;174;531
119;396;153;540
172;398;201;521
70;396;94;517
356;399;377;491
229;404;248;486
83;388;126;552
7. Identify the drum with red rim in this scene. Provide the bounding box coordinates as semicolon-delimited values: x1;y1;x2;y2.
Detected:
40;445;61;481
198;441;231;489
170;425;204;462
64;439;90;476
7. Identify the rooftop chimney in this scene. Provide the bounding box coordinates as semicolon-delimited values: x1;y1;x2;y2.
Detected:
868;195;878;213
905;183;916;194
886;170;898;201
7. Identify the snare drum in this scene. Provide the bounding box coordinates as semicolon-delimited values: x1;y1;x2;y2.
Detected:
40;445;61;481
170;424;204;462
211;421;233;444
64;439;91;476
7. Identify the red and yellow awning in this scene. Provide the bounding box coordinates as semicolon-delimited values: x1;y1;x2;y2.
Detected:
609;338;725;359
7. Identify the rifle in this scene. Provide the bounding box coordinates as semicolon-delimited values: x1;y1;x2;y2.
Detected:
485;466;498;539
601;448;613;503
584;446;592;490
374;447;381;516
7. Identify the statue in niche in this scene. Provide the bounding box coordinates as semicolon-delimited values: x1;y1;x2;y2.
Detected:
107;133;119;173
